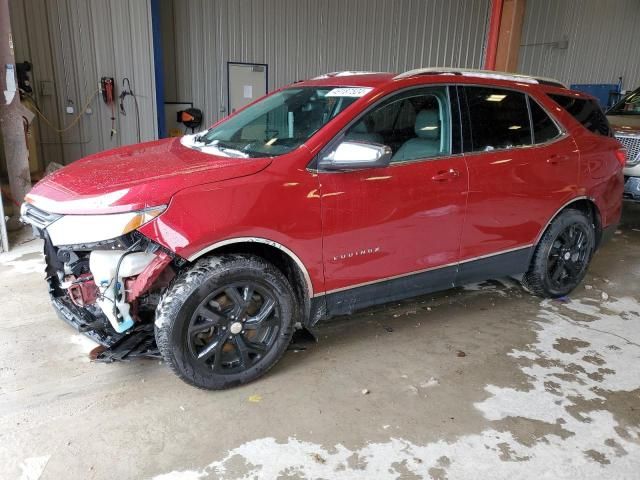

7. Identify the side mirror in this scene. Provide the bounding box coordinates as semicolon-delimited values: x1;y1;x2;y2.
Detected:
319;141;392;171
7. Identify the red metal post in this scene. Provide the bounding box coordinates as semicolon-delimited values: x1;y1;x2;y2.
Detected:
484;0;504;70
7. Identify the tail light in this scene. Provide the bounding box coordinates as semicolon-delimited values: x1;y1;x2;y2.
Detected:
615;148;627;168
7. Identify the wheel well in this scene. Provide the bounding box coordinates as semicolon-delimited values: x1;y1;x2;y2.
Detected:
196;242;311;324
555;198;603;248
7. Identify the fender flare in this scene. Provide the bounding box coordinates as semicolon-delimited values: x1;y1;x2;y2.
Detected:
186;237;315;298
533;195;599;245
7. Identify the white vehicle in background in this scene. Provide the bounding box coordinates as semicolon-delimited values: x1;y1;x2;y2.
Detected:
607;86;640;202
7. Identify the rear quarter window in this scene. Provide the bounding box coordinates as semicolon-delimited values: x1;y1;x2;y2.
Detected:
548;94;611;136
529;98;561;144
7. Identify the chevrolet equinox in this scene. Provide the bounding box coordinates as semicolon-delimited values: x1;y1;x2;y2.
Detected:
21;68;625;389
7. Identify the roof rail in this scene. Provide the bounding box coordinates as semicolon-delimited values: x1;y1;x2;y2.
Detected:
311;71;383;80
394;68;567;88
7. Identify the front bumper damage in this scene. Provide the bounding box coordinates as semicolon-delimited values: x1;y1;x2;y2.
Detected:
52;296;159;361
28;208;180;362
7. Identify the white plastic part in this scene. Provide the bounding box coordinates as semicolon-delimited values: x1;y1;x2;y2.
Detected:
325;87;373;97
90;250;156;333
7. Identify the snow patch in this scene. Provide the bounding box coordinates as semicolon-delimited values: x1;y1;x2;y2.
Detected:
0;254;45;274
69;334;99;359
462;278;519;296
419;377;439;388
18;455;50;480
152;294;640;479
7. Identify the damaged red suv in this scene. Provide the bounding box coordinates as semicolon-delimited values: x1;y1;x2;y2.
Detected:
22;69;624;389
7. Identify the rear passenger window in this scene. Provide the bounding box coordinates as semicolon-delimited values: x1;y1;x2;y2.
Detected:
464;87;532;151
548;94;611;136
529;98;561;144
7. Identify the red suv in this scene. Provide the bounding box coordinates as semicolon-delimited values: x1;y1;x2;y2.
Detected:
21;69;624;389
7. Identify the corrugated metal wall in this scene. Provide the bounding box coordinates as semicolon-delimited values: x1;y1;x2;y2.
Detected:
518;0;640;89
164;0;491;126
8;0;157;167
9;0;640;169
8;0;490;166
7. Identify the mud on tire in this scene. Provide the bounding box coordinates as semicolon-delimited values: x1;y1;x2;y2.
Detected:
155;254;296;390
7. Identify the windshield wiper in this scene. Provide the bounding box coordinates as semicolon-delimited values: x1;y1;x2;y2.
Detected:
217;146;249;158
199;139;249;158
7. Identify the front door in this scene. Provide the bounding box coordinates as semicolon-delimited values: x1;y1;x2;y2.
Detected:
318;86;468;314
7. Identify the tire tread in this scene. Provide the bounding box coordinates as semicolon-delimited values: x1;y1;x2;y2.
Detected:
523;208;594;298
155;254;295;390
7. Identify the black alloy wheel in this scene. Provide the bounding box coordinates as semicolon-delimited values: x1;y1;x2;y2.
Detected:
187;283;280;374
523;208;595;298
546;223;591;290
155;255;296;390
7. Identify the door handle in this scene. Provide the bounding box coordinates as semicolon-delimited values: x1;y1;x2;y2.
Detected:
431;168;460;182
546;154;571;165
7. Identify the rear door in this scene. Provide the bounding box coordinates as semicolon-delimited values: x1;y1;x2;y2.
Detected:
318;86;469;313
457;85;579;282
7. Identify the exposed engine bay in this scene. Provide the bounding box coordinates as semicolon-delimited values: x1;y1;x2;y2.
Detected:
39;227;182;361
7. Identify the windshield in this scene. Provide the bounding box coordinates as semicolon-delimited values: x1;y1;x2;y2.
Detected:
195;86;371;157
608;87;640;115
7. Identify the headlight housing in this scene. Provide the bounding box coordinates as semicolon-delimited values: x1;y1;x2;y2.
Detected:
45;206;166;246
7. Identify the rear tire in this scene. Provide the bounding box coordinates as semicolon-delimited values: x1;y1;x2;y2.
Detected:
155;254;296;390
522;209;595;298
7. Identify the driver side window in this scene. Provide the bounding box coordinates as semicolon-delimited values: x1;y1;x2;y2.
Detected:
344;87;452;163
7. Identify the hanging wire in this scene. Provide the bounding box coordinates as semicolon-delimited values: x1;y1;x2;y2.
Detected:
30;89;100;134
119;78;142;143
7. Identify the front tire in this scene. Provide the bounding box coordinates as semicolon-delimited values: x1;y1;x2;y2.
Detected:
523;208;595;298
155;254;296;390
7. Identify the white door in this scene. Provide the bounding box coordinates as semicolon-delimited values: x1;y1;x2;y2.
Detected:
228;63;267;114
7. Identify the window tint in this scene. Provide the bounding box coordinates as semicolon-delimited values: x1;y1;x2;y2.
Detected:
529;98;561;144
548;94;611;136
464;87;532;152
343;87;451;162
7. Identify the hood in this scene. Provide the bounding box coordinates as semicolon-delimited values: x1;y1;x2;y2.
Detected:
26;137;272;214
607;114;640;134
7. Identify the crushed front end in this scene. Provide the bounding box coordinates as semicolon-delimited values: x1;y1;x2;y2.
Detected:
21;202;182;361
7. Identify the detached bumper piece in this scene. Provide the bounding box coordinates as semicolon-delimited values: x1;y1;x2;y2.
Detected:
91;324;160;363
623;176;640;202
52;296;160;361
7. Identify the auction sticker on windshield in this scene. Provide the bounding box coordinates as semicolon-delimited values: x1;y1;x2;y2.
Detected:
325;87;372;97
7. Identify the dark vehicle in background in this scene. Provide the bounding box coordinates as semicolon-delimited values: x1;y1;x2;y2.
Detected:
607;86;640;201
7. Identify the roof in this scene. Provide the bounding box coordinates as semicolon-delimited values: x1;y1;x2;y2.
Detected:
298;68;567;90
394;67;567;88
